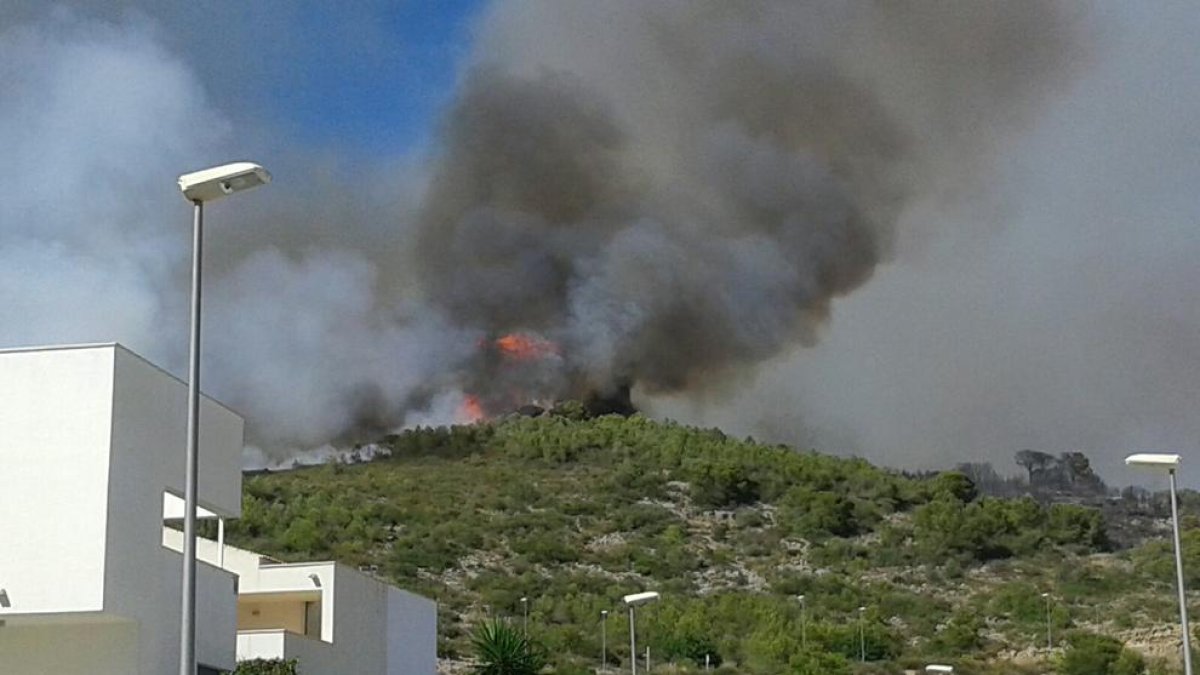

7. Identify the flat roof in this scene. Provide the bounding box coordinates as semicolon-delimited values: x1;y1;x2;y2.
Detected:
0;342;242;417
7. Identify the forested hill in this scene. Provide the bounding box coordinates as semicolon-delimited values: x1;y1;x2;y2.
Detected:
222;407;1196;674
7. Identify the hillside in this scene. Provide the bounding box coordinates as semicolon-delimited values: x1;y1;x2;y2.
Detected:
220;408;1199;674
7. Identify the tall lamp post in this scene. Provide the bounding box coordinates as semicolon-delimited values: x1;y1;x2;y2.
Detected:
1041;592;1053;649
176;162;270;675
623;591;660;675
1127;453;1193;675
601;609;609;672
521;596;529;637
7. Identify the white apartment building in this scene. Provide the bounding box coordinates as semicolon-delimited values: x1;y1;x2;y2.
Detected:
0;344;436;674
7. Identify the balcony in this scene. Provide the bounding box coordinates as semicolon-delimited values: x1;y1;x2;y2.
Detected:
237;629;334;669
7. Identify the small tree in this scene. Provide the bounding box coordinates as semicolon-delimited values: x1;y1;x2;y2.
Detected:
471;618;546;675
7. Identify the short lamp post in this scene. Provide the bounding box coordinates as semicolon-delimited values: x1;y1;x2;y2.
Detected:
1126;453;1193;675
624;591;660;675
176;162;270;675
858;606;867;662
601;609;609;672
1041;592;1053;650
521;596;529;637
797;594;807;650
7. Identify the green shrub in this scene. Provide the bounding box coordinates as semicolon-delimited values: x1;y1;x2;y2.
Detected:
232;659;298;675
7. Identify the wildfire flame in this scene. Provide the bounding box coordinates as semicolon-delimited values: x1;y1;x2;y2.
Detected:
457;394;485;424
494;332;560;361
457;332;561;424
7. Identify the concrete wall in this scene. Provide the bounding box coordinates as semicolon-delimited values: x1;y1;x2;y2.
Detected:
0;345;114;616
387;589;439;675
329;565;389;675
0;619;139;675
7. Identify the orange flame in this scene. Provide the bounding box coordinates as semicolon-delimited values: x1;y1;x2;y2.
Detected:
457;394;485;424
494;333;559;361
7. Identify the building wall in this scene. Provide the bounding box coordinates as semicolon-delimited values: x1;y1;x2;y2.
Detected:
329;565;390;675
0;620;139;675
0;344;243;673
387;589;439;675
106;345;244;673
0;346;114;616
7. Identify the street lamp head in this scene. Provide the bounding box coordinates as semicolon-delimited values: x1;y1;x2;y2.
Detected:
623;591;661;607
178;162;271;203
521;597;528;603
601;609;609;617
797;595;805;603
1125;453;1183;471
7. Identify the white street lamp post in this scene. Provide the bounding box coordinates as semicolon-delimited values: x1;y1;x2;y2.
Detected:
798;595;807;650
858;606;867;662
1127;453;1193;675
521;596;529;637
176;162;270;675
624;591;660;675
601;609;609;672
1041;593;1052;649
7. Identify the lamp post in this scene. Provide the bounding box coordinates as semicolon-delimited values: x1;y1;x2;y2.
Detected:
797;595;807;650
1126;453;1193;675
858;606;867;662
623;591;660;675
601;609;609;672
1041;593;1052;649
521;596;529;638
176;162;270;675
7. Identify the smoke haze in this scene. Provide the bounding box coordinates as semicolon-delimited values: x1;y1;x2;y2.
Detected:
4;3;1200;484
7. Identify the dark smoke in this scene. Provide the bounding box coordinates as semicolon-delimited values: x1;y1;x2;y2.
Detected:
416;1;1084;405
3;2;1113;465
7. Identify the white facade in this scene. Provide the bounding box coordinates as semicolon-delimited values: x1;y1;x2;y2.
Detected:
0;344;436;674
163;530;438;675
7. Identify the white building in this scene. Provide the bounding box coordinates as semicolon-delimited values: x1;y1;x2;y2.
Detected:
0;344;436;674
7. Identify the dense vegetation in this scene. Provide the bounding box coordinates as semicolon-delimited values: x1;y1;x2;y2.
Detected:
219;407;1198;674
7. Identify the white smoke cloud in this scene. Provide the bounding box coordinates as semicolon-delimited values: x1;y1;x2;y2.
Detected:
205;247;476;448
0;12;226;364
0;10;476;456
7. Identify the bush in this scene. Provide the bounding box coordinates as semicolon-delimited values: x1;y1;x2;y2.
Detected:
1059;632;1144;675
233;659;298;675
790;649;852;675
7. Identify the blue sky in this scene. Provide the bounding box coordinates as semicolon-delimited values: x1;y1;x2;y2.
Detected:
181;1;489;156
54;1;492;158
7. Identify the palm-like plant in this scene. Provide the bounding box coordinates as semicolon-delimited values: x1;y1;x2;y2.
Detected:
471;618;547;674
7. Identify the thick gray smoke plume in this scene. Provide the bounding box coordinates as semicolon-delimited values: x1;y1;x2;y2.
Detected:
12;3;1200;484
417;1;1082;405
0;2;1086;457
